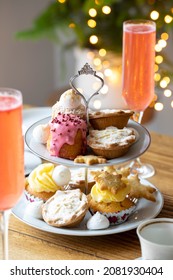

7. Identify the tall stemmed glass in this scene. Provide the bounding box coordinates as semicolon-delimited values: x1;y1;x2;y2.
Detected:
0;88;24;259
122;19;156;179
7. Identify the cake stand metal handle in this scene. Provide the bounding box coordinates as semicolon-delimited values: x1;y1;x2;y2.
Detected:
69;62;104;108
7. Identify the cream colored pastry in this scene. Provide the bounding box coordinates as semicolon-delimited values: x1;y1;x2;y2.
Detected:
87;126;136;159
42;189;89;227
87;211;110;230
32;123;50;144
28;163;61;193
88;126;136;149
91;182;131;203
52;89;86;119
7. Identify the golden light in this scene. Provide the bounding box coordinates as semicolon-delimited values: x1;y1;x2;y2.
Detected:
109;69;120;83
89;35;98;44
100;85;109;94
93;99;102;109
154;64;159;72
150;10;159;20
163;76;170;84
158;39;167;48
102;60;110;68
89;8;97;17
155;44;162;52
87;51;95;59
164;89;172;97
87;19;96;28
102;6;111;15
57;0;66;3
164;15;173;23
154;73;161;81
154;102;164;111
161;33;169;40
155;55;163;64
160;80;167;88
99;48;107;57
104;68;113;77
93;57;101;66
69;23;75;28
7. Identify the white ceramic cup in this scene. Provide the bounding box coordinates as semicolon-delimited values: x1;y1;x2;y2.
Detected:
137;218;173;260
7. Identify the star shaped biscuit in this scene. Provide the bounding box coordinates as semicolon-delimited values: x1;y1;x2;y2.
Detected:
74;155;107;165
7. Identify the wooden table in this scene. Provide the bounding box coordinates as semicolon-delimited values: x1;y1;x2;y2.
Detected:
1;131;173;260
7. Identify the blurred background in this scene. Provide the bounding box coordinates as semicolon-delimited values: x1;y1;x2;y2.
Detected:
0;0;173;135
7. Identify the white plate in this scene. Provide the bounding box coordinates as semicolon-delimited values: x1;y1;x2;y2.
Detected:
25;118;151;168
23;107;52;175
23;107;52;133
12;180;164;237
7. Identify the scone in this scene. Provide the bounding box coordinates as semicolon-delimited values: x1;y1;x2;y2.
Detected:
42;189;89;227
25;163;71;202
87;126;136;159
89;109;134;130
48;113;87;160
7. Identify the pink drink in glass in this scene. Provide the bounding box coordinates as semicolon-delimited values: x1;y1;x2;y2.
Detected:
122;22;156;111
0;93;24;210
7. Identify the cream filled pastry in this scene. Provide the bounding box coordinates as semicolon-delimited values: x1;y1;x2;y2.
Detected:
91;182;131;203
52;89;86;119
48;113;87;160
42;189;89;227
25;163;66;202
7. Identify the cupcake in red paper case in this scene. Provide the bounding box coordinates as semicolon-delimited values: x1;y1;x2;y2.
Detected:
88;171;136;225
47;113;87;160
52;89;86;120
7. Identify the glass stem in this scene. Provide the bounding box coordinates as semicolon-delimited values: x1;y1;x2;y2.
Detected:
133;111;144;124
0;210;10;260
132;111;144;169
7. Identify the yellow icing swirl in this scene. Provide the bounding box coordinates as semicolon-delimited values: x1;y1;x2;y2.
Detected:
91;183;130;203
28;163;60;193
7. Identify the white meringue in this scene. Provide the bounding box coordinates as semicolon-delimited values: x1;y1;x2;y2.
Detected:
59;89;81;109
52;165;71;186
32;123;50;144
87;212;110;230
24;200;44;219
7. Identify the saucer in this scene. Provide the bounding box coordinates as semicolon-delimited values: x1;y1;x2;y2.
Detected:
24;151;42;176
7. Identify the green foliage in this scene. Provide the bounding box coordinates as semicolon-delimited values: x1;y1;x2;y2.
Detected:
16;0;173;53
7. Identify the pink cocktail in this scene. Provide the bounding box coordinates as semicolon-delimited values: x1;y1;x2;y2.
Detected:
0;88;24;259
122;20;156;179
122;21;156;111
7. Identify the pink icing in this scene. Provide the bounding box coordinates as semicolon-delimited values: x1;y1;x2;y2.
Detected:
49;113;87;157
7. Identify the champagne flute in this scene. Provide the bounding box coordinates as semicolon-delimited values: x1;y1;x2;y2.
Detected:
122;19;156;179
0;88;24;259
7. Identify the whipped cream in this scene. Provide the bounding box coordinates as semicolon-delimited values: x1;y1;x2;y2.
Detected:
33;123;50;144
52;165;71;186
59;89;82;109
28;163;61;193
87;212;110;230
24;200;44;219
